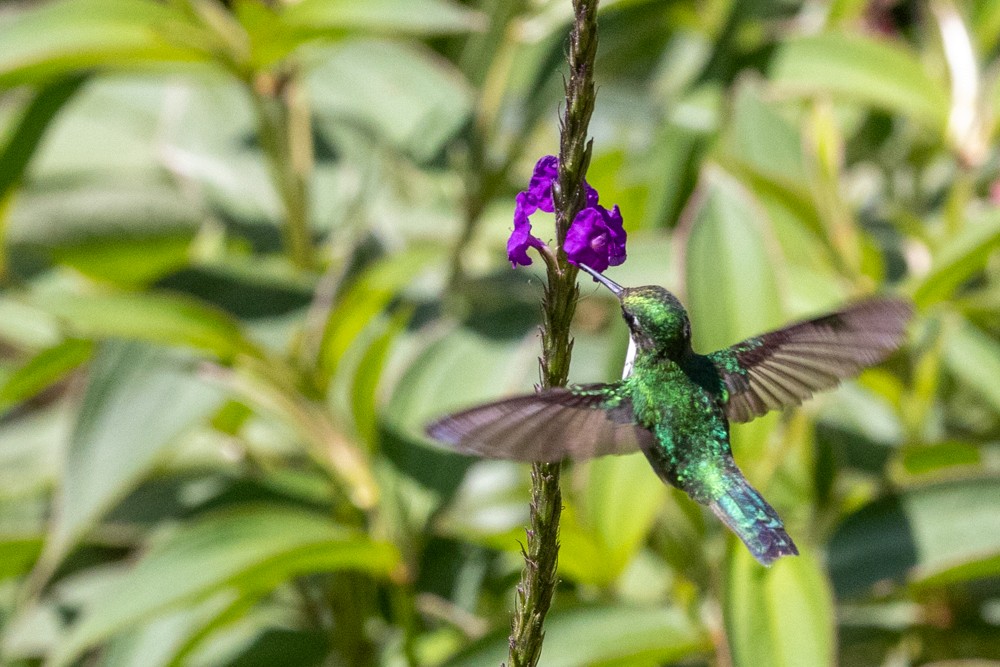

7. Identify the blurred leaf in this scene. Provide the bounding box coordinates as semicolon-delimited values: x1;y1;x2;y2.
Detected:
387;326;539;440
8;180;203;283
155;264;314;320
51;505;399;667
318;245;442;384
684;169;784;352
719;83;825;241
640;121;703;228
0;75;85;205
434;461;527;542
308;40;473;162
0;406;70;499
31;290;261;362
0;0;208;88
580;453;667;580
0;338;93;412
770;33;949;131
50;235;195;286
283;0;483;35
897;441;981;477
444;605;709;667
725;548;836;667
942;316;1000;414
726;81;806;183
351;306;413;447
40;342;226;572
913;210;1000;307
0;536;44;581
829;478;1000;596
97;593;240;667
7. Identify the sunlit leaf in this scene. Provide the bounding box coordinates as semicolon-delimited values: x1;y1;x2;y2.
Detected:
350;306;413;448
0;338;93;412
40;342;226;572
0;536;44;581
913;210;1000;307
283;0;483;35
942;316;1000;414
51;505;399;667
444;605;709;667
308;40;473;162
0;75;85;205
725;548;836;667
0;0;208;88
580;453;667;580
770;32;949;131
30;290;261;362
829;478;1000;595
684;169;785;353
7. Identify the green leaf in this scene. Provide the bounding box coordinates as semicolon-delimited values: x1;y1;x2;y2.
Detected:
581;453;667;580
308;40;473;162
350;306;413;448
725;82;807;184
770;32;949;131
0;75;85;204
282;0;483;36
684;169;785;353
0;536;44;581
9;180;203;285
725;548;836;667
0;407;69;499
897;441;981;477
913;210;1000;307
387;326;540;440
51;505;399;667
318;245;442;384
942;316;1000;414
829;478;1000;595
0;338;93;412
0;0;208;88
30;290;260;362
97;593;240;667
443;605;709;667
39;342;226;572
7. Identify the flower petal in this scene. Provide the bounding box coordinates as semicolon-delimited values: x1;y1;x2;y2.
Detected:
602;204;627;266
528;155;558;213
564;207;610;272
508;193;545;267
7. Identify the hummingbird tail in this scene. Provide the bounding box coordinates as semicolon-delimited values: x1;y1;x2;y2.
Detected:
709;477;798;566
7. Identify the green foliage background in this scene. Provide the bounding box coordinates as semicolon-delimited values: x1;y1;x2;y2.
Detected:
0;0;999;665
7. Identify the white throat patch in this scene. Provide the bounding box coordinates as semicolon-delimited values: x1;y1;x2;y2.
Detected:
621;335;637;379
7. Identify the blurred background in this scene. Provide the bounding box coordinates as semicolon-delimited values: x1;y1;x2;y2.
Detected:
0;0;999;665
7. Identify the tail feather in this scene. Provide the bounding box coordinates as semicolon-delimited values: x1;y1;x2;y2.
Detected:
709;476;798;566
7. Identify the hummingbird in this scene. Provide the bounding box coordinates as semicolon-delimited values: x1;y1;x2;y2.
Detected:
426;265;912;565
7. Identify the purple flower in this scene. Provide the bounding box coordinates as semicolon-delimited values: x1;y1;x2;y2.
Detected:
526;155;558;213
564;205;627;273
508;155;626;269
508;192;545;267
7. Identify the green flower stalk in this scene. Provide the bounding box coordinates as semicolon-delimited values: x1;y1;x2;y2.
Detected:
507;1;600;665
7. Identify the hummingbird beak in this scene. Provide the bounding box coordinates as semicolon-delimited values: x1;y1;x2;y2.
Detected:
577;263;624;297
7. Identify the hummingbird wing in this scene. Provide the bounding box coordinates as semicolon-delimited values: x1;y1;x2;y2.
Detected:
703;298;912;423
425;382;652;462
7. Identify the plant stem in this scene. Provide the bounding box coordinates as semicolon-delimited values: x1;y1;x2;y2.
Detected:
251;68;316;272
506;1;599;666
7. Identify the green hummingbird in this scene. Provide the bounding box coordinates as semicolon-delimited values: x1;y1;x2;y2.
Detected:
426;265;912;565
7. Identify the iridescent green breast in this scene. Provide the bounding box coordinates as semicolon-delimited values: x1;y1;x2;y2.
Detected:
626;356;732;502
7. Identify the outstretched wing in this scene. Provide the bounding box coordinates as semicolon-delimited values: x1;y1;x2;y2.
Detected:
425;382;652;462
705;298;912;423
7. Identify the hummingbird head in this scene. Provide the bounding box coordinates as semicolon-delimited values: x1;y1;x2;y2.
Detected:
578;264;691;357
